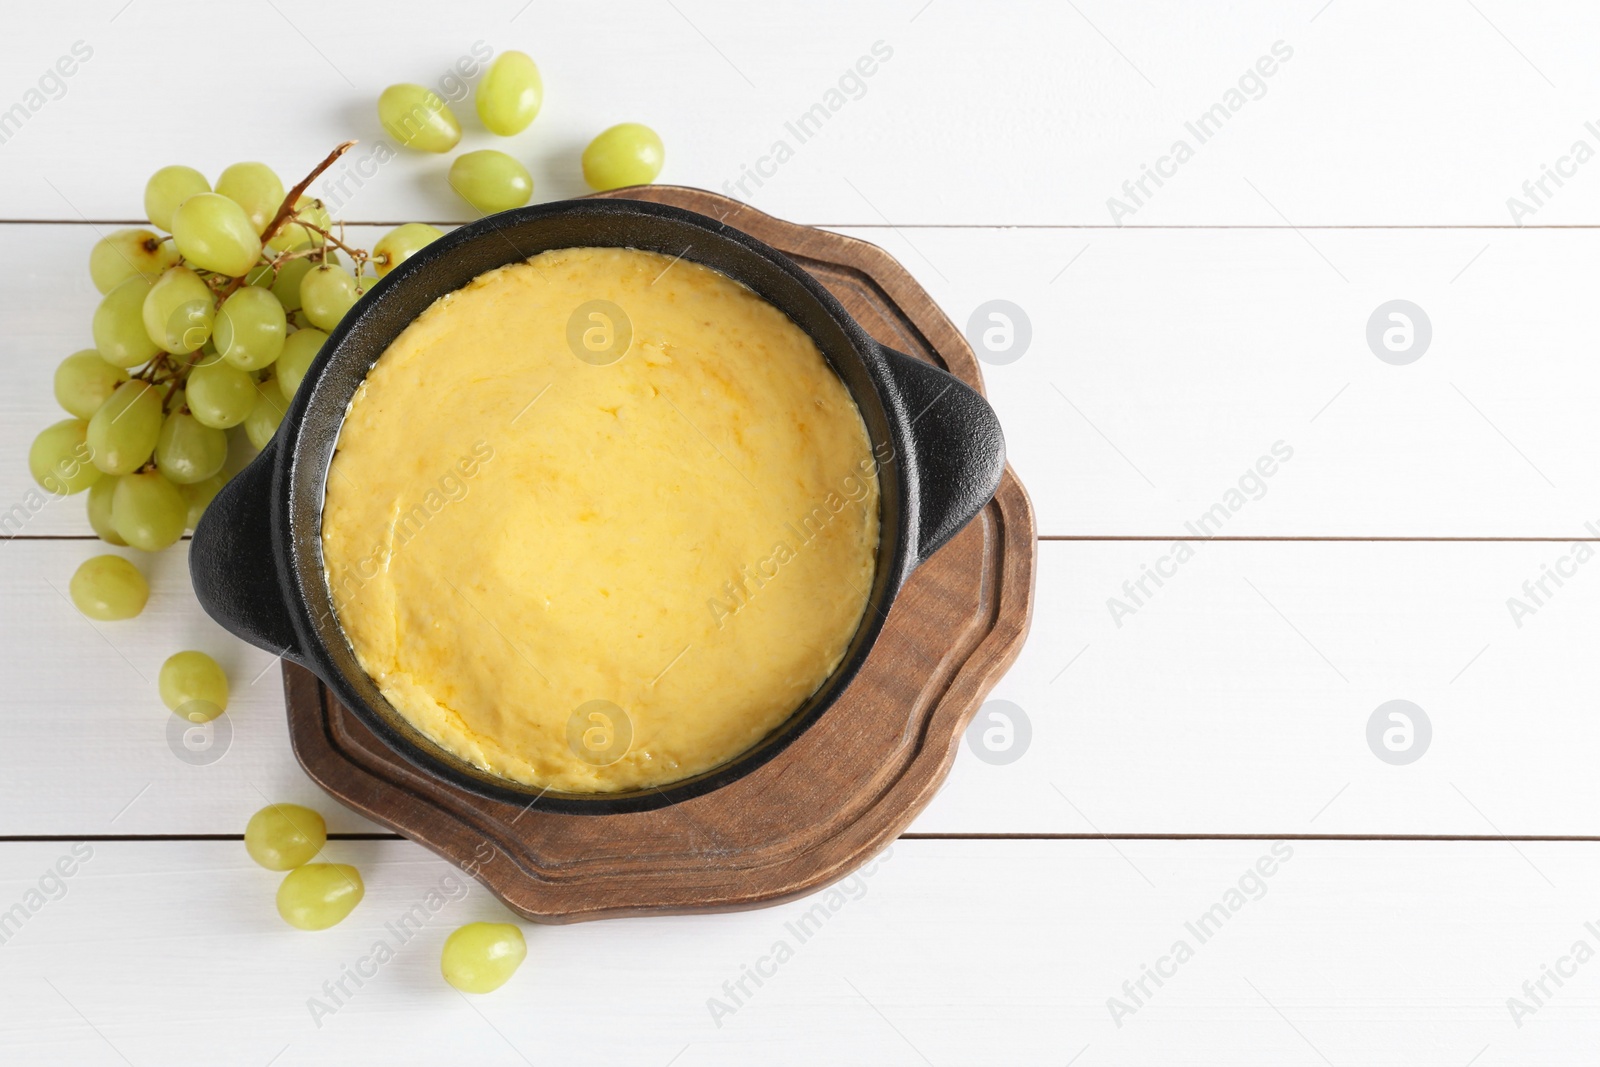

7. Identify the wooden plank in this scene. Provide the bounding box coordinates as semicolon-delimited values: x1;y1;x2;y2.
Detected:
930;539;1600;836
2;1;1597;226
6;223;1598;538
0;838;1593;1064
5;538;1598;837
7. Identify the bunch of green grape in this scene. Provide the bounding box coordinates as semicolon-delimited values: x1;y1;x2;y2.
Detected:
379;49;665;212
33;155;446;620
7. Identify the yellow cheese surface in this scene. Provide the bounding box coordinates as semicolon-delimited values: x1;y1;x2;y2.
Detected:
321;247;880;793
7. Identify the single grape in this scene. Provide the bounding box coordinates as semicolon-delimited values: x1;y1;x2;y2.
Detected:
245;804;327;870
581;123;664;191
54;350;129;420
181;474;224;531
144;165;210;232
448;150;533;215
111;470;186;551
68;554;148;620
186;361;256;429
441;923;527;994
275;329;327;400
277;863;364;930
142;266;215;355
378;84;461;153
93;276;161;368
215;162;285;235
30;419;100;495
265;197;330;253
373;223;442;278
216;285;286;370
189;338;222;370
261;256;314;310
155;411;227;484
475;51;542;136
244;381;286;449
86;381;162;475
173;193;263;277
159;649;228;721
87;475;126;545
299;267;357;331
89;228;180;294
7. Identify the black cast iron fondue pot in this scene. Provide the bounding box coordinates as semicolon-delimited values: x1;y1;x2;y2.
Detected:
190;197;1005;814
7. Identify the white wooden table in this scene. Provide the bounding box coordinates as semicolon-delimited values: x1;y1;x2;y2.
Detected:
4;1;1597;1062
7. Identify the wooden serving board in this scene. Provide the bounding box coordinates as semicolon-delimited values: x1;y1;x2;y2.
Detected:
282;186;1037;922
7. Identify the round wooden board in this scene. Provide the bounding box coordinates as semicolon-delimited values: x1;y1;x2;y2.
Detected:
282;186;1037;923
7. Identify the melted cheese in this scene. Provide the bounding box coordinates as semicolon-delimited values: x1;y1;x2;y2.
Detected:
321;247;879;793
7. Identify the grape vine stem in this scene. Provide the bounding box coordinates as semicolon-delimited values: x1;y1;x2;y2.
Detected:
215;140;359;301
259;140;357;249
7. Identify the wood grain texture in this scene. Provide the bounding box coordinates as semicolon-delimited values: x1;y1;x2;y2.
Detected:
285;187;1037;921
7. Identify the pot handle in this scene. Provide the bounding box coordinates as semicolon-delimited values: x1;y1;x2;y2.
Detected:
877;344;1006;568
189;443;302;661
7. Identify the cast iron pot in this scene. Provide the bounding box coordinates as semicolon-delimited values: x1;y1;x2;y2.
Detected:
190;197;1005;814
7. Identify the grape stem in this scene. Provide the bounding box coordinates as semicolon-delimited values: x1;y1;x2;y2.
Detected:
258;140;357;249
298;221;372;279
215;140;361;300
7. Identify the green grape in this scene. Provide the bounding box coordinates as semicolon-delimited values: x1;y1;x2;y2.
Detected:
144;165;210;232
111;470;186;551
263;256;314;310
186;361;256;429
68;554;147;620
55;349;129;419
215;162;285;235
158;649;228;721
87;381;162;475
581;123;664;191
155;412;227;484
244;380;286;449
191;337;222;370
378;83;461;153
299;267;357;331
93;276;161;368
276;329;327;399
373;223;443;277
277;863;364;930
89;228;180;294
30;419;100;495
475;51;543;136
87;476;126;545
173;193;263;277
142;266;215;354
181;473;224;531
245;804;327;871
265;197;330;253
441;923;527;994
448;150;533;215
216;285;286;370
